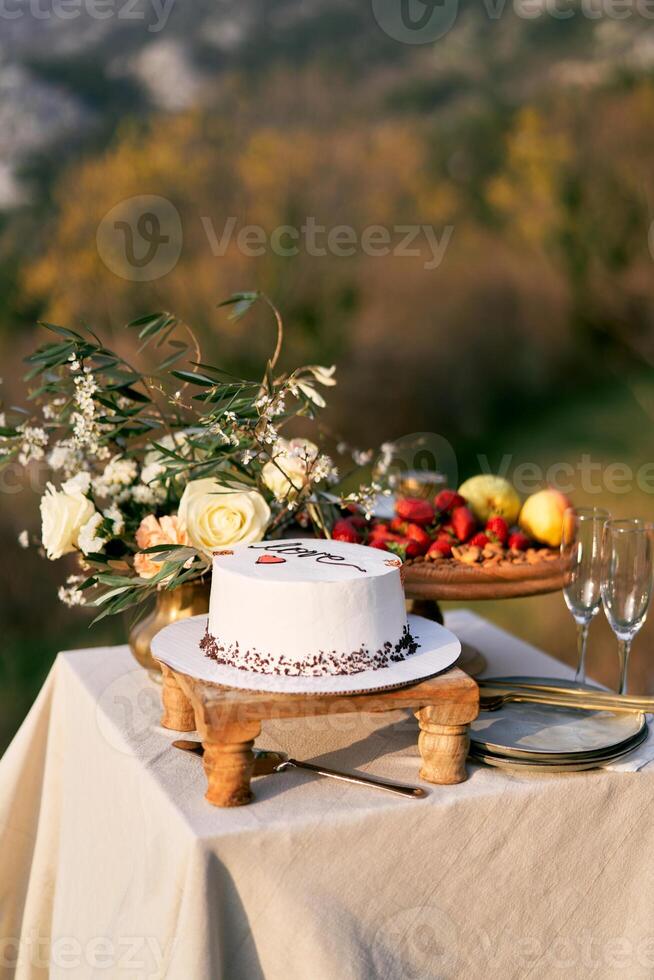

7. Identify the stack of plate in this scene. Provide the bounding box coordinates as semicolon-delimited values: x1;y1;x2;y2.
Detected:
470;676;648;772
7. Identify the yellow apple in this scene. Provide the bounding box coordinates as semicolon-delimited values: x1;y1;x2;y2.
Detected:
457;475;521;525
519;489;571;547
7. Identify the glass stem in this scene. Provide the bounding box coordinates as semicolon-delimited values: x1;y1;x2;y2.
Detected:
617;638;632;696
574;620;590;685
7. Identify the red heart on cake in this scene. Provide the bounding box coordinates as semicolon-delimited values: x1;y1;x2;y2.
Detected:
256;554;286;564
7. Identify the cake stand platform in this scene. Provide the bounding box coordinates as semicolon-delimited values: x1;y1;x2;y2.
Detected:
159;666;479;807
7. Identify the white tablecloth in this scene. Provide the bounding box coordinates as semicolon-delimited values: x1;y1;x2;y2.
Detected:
2;610;654;980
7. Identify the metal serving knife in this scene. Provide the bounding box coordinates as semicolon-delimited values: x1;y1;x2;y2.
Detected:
172;740;426;799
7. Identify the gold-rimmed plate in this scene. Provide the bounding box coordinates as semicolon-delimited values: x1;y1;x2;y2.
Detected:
471;676;647;761
470;724;648;772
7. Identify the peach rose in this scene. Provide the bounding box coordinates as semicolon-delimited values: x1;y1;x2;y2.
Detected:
134;514;189;579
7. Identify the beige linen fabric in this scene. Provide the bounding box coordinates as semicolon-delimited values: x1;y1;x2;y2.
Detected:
2;611;654;980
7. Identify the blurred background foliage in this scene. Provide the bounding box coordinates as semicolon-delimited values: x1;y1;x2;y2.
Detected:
3;0;654;749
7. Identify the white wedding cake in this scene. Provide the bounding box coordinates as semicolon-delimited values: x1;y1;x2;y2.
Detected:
200;539;419;677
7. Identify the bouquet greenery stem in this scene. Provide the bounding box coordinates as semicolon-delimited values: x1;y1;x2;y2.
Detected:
1;293;386;622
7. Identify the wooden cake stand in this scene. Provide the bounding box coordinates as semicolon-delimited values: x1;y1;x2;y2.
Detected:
159;665;479;807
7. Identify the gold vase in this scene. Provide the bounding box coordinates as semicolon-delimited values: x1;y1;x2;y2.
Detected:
128;579;211;678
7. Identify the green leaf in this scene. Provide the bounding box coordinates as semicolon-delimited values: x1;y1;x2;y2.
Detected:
114;385;151;404
217;291;260;321
170;370;216;387
38;321;86;342
127;312;167;328
95;585;131;604
157;347;188;370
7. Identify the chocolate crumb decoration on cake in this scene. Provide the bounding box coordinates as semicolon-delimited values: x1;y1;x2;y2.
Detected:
201;539;419;677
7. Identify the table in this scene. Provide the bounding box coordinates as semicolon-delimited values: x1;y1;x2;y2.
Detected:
2;610;654;979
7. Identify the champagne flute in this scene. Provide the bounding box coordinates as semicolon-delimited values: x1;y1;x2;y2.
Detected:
601;519;653;695
561;507;610;684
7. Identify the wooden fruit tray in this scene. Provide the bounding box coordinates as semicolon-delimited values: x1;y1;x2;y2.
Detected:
403;551;568;600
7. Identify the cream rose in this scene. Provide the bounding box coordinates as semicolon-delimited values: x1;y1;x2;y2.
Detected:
178;479;270;556
261;438;319;502
40;483;96;560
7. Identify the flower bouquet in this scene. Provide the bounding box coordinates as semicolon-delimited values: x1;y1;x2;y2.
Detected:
1;292;384;667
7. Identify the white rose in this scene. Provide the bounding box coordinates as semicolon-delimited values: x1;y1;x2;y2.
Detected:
40;483;96;560
262;438;318;502
178;478;270;557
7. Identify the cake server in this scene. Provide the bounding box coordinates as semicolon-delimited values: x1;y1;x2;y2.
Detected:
173;741;426;799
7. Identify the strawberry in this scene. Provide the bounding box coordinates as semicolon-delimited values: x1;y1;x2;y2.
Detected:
405;539;424;559
428;538;452;559
485;516;509;546
508;532;531;551
405;522;431;554
390;517;408;533
370;528;397;548
434;489;466;513
451;505;476;543
395;497;435;526
332;519;361;544
369;537;389;551
470;532;489;548
387;537;423;560
348;514;367;531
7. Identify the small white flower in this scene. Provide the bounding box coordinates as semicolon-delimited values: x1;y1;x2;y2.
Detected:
62;471;92;495
78;512;106;556
58;581;86;607
103;504;125;537
131;483;167;506
48;444;75;472
18;530;29;548
93;456;138;500
17;425;49;466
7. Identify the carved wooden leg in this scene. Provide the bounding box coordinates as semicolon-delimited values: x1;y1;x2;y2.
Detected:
160;665;196;732
202;721;262;807
415;710;470;785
